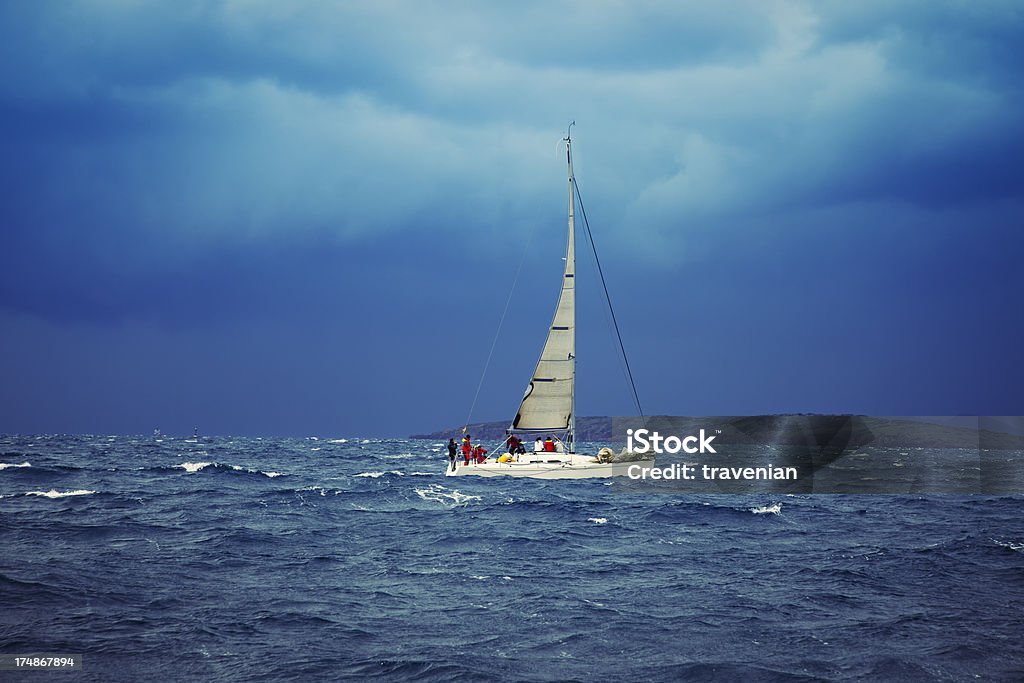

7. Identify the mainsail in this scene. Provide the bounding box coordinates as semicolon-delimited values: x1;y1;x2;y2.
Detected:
511;134;577;445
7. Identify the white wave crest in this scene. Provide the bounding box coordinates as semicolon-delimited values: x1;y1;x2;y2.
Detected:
179;462;213;473
26;489;96;498
0;461;31;470
993;539;1024;553
328;439;348;443
588;517;608;524
355;470;405;478
229;465;284;478
298;485;328;496
415;485;481;507
751;503;782;515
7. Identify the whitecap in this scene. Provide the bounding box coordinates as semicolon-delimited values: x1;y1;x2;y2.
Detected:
355;471;404;478
993;539;1024;553
415;485;481;506
298;486;328;496
408;472;435;476
26;489;96;498
179;462;213;473
328;439;348;443
226;464;283;478
588;517;608;524
751;503;781;515
310;447;321;452
0;461;31;470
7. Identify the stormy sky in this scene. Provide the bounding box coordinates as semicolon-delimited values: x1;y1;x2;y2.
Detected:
1;1;1022;436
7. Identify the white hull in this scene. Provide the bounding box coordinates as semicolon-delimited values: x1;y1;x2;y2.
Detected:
445;453;655;479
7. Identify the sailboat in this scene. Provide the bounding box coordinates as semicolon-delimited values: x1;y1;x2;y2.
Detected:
447;127;653;479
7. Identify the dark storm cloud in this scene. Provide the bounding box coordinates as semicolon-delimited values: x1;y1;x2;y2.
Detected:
2;2;1020;255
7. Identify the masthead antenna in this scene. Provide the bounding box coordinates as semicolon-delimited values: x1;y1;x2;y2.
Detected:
565;120;575;142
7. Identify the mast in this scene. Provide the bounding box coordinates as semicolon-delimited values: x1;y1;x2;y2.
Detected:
566;123;576;453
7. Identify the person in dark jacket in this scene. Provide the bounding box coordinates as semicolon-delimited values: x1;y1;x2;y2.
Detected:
447;438;457;471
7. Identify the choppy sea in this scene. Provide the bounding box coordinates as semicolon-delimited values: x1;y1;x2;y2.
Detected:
1;435;1023;681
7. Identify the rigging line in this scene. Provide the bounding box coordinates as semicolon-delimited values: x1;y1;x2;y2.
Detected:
462;227;535;434
572;176;645;419
580;215;635;411
577;199;635;408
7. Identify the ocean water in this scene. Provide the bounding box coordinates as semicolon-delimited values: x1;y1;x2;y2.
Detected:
1;435;1023;682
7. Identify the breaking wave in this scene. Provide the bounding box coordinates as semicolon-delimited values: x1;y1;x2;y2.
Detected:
25;489;96;498
993;539;1024;553
415;485;481;507
177;462;282;477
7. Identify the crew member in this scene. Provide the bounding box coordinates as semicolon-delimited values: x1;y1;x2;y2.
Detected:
543;436;556;452
462;434;472;465
506;435;525;455
447;438;457;471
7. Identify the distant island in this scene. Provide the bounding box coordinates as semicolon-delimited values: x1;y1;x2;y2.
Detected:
411;415;1024;450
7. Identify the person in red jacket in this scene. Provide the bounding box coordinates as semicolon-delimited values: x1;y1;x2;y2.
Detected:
543;436;556;452
506;435;525;455
462;434;472;465
472;444;488;463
